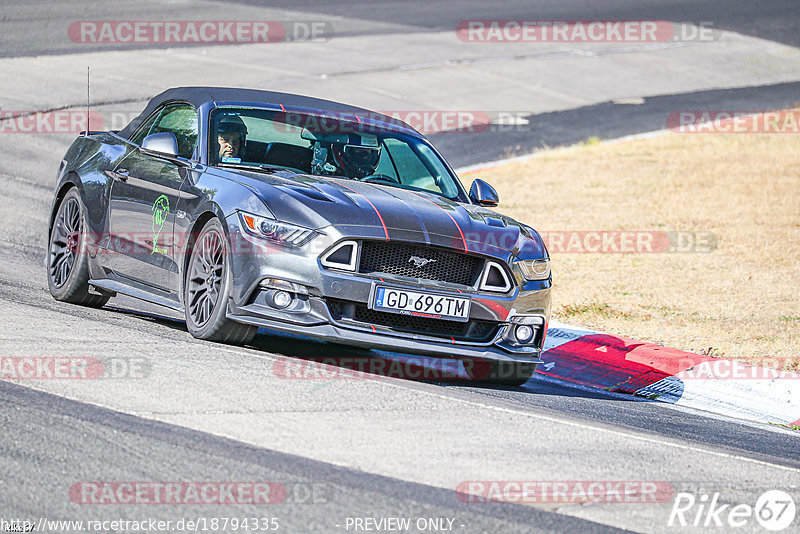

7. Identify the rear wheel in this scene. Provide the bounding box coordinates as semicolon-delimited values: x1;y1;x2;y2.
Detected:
47;188;109;307
462;359;537;386
184;218;257;345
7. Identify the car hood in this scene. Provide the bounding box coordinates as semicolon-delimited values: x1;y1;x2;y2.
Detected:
217;168;546;259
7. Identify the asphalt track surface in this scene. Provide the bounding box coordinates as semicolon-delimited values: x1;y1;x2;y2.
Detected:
3;0;800;57
432;81;800;168
2;381;615;534
3;1;800;166
2;1;800;533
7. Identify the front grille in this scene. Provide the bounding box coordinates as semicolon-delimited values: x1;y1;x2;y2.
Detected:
327;299;500;342
358;241;484;286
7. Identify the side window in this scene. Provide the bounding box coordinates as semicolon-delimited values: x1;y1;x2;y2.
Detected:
129;111;161;146
150;104;199;159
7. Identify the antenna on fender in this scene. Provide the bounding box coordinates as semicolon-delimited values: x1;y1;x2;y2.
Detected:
85;66;90;137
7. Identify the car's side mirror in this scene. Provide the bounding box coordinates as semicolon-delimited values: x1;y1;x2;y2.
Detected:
141;132;179;157
469;179;499;207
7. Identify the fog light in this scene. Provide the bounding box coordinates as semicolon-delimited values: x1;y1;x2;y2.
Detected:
514;324;534;344
259;278;308;295
272;290;292;309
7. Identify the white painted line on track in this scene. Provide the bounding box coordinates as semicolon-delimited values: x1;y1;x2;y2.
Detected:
371;377;800;474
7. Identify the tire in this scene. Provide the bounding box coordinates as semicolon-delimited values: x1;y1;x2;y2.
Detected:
184;217;257;345
47;188;109;308
462;358;537;386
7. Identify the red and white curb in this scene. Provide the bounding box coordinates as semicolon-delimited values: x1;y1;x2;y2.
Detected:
456;150;799;427
542;321;800;426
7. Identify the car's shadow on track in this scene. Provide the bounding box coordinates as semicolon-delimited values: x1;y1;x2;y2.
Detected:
104;304;188;330
102;303;640;400
249;329;646;400
253;333;645;401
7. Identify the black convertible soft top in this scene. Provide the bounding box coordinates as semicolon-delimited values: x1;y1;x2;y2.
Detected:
118;86;415;138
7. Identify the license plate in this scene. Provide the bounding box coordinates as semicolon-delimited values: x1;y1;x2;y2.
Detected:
372;286;471;322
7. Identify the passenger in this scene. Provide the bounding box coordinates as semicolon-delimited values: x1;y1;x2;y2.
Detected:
329;141;381;179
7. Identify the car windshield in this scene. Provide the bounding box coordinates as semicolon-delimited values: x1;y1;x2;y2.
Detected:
208;107;464;200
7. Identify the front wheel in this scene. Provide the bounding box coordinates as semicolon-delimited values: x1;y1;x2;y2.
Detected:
462;358;537;386
184;218;257;345
47;188;109;307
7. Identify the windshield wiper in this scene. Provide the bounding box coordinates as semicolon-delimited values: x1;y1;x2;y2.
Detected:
217;162;293;174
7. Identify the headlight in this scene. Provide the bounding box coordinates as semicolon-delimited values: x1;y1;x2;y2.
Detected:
516;258;550;281
238;211;317;247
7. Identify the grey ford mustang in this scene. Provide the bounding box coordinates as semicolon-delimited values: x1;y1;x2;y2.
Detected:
47;87;551;385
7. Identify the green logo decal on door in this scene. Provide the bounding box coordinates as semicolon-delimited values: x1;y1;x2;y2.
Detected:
152;194;170;255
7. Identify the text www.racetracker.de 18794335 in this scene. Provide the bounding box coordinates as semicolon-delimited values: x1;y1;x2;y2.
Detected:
1;517;280;532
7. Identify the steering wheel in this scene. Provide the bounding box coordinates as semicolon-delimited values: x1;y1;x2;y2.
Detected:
361;174;400;184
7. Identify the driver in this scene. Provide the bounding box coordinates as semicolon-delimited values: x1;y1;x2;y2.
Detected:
329;140;381;179
216;115;248;160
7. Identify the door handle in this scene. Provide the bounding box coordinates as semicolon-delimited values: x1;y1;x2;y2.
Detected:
115;168;130;182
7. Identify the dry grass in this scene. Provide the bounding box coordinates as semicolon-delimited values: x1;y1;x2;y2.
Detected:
473;131;800;368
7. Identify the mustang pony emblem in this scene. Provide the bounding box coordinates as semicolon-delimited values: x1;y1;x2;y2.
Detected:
409;256;436;268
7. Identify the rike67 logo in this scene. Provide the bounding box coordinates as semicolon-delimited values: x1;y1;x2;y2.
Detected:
668;490;796;531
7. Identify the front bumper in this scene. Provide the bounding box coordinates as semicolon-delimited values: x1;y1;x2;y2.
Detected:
229;308;543;363
224;215;551;363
